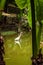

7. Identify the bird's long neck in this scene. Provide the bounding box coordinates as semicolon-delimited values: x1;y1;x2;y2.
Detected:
18;33;22;39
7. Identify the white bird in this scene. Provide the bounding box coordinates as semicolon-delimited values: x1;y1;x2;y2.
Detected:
15;32;23;41
15;40;21;48
14;32;23;48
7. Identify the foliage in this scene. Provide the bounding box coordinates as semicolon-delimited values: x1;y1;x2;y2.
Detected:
0;0;43;58
0;0;6;18
15;0;32;28
35;0;43;54
27;6;32;28
15;0;27;9
0;0;6;10
35;0;43;22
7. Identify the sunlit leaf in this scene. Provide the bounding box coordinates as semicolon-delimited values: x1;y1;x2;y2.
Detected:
15;0;27;9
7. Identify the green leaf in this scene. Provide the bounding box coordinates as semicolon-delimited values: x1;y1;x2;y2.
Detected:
0;0;6;19
15;0;27;9
0;0;6;10
27;8;32;28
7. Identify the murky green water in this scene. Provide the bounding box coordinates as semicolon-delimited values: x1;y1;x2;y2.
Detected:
4;32;32;65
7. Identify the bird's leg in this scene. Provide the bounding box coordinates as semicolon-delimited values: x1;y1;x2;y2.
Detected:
15;40;21;48
18;43;21;49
